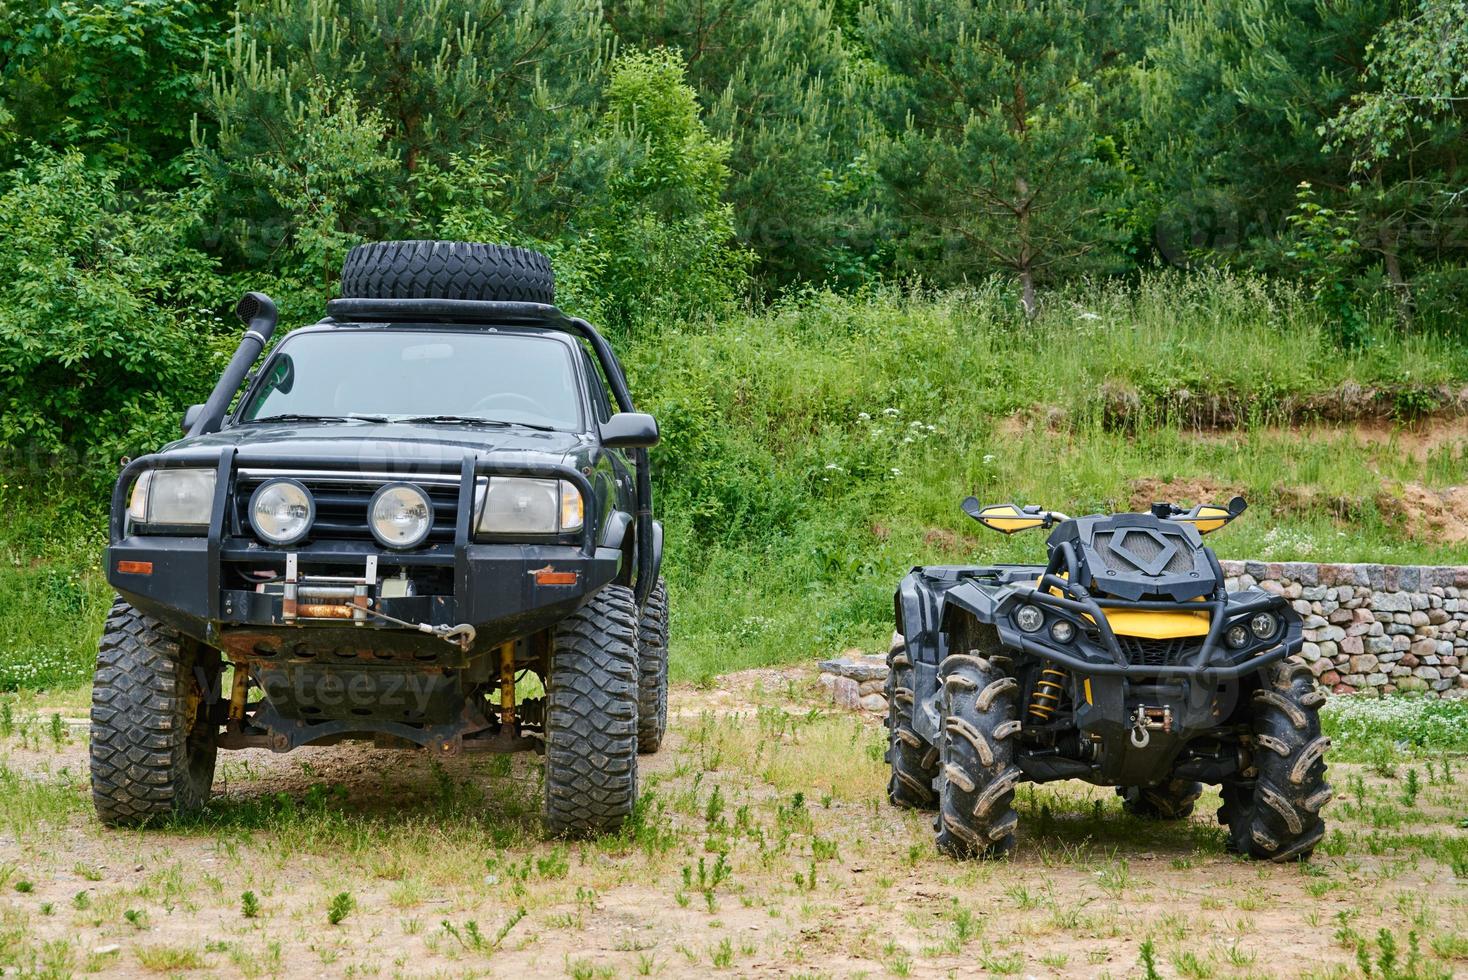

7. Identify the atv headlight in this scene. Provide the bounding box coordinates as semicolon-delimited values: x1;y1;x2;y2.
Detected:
1016;604;1045;633
1050;620;1075;644
128;468;216;529
1226;624;1250;650
476;478;584;536
369;483;433;550
1250;612;1278;640
249;479;315;546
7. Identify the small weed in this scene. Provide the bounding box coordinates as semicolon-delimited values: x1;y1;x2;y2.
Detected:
1139;938;1162;980
327;891;355;925
123;908;149;929
14;879;33;893
710;937;733;968
135;944;206;971
241;890;261;918
48;712;65;746
1401;768;1420;807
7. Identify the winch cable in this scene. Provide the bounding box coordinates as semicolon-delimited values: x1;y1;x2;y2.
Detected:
350;603;477;650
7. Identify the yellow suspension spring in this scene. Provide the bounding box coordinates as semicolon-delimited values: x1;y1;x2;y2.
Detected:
1028;667;1069;721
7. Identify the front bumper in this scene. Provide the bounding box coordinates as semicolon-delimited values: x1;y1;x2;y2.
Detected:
106;448;621;655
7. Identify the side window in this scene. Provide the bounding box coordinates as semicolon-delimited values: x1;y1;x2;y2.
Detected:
583;350;614;423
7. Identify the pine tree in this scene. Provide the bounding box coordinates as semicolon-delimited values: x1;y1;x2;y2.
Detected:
863;0;1132;314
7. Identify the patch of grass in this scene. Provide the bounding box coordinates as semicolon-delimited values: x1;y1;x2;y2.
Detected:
135;944;206;972
326;891;354;925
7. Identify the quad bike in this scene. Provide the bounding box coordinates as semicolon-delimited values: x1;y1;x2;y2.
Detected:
887;496;1331;861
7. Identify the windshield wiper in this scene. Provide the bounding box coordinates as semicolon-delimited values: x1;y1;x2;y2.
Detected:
396;415;556;432
238;413;391;425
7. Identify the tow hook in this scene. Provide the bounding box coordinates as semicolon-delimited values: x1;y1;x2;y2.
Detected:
357;603;477;651
1128;705;1172;748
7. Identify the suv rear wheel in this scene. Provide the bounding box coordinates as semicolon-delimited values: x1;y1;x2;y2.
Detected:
544;585;640;836
636;579;669;754
90;599;219;826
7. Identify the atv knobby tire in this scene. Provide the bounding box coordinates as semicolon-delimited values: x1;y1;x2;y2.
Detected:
90;598;218;826
340;240;555;305
934;654;1023;858
1219;658;1331;861
544;585;639;836
636;579;669;755
1119;779;1203;820
885;636;937;809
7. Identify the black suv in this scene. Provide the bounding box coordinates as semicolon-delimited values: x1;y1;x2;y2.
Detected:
93;241;666;836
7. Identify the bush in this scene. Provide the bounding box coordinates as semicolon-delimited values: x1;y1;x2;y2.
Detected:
0;149;226;477
1321;695;1468;752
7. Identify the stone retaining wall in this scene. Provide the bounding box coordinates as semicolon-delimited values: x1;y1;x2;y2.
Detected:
1218;561;1467;698
816;562;1468;712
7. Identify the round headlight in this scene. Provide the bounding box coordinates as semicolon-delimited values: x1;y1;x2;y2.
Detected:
1016;604;1045;633
1226;624;1250;649
1050;620;1075;644
1250;612;1278;640
369;483;433;550
249;479;314;546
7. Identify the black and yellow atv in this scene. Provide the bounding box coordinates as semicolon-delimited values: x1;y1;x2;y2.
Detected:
887;496;1331;861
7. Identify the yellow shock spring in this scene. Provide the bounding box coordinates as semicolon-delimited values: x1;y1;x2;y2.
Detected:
1028;667;1069;721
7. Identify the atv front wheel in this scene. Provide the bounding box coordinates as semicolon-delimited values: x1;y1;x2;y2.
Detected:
544;585;640;837
934;654;1023;858
1119;780;1203;820
90;599;219;826
635;579;669;755
885;636;937;809
1219;658;1331;861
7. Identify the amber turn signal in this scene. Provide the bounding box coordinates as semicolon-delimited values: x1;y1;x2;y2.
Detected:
116;560;153;575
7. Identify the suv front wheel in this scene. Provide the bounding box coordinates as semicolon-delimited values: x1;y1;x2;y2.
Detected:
544;585;640;836
91;599;219;826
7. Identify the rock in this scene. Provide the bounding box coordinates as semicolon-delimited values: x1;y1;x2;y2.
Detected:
1307;657;1333;678
859;693;888;713
93;946;120;957
857;679;884;696
817;655;888;683
1409;610;1431;628
1340;635;1364;656
1317;640;1339;660
1400;653;1420;668
818;673;837;693
1319;670;1341;686
1366;672;1389;686
1366;636;1394;655
831;676;860;710
1413;666;1442;681
1348;654;1378;674
1372;591;1412;613
1410;637;1437;657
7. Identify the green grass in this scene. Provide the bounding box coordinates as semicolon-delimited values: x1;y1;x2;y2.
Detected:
3;274;1467;689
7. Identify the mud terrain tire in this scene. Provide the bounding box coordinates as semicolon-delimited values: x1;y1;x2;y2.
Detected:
934;654;1022;858
636;579;669;754
544;585;640;836
1119;779;1203;820
885;637;937;809
340;240;555;305
90;599;218;826
1219;658;1331;861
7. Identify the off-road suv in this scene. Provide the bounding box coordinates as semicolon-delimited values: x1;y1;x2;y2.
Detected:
94;241;666;836
887;497;1331;861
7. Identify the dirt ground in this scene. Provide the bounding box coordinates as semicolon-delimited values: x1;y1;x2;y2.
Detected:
1;670;1465;979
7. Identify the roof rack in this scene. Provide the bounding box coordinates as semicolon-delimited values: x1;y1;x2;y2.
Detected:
325;297;570;326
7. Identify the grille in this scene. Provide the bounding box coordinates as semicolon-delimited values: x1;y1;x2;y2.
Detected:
234;474;461;546
1115;636;1202;668
1093;529;1194;575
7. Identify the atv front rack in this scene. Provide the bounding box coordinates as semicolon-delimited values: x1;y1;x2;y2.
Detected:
1011;539;1299;678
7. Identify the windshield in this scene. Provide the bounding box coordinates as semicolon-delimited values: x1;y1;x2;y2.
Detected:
238;329;582;430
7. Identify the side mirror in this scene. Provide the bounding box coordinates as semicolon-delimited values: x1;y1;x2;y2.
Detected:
600;412;659;450
181;404;204;436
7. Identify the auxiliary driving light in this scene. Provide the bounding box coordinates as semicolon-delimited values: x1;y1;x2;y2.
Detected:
1226;624;1251;649
1016;604;1045;633
1049;620;1075;644
249;479;314;546
369;483;434;550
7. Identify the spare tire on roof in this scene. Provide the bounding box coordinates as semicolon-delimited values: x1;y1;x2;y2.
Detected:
339;240;555;305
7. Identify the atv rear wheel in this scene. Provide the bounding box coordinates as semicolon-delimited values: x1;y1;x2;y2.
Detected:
635;579;669;755
934;654;1022;858
884;636;937;809
339;240;555;305
1219;658;1331;861
544;585;640;837
1119;779;1203;820
90;599;219;826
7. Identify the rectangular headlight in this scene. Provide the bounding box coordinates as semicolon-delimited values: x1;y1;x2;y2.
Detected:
128;468;216;528
476;478;584;536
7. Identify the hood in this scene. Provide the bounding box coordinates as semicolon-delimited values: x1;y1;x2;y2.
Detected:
160;420;588;468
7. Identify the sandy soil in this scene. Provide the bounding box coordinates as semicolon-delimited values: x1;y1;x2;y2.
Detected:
1;671;1464;978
